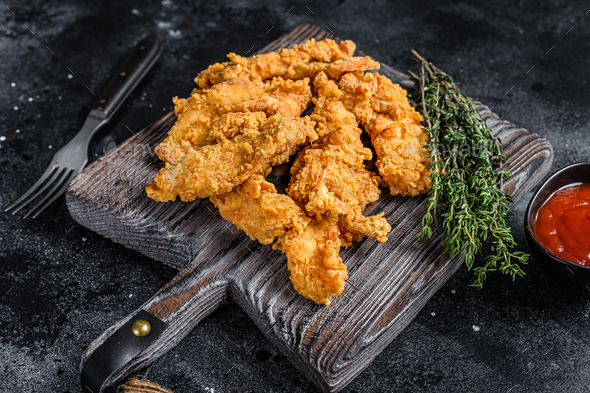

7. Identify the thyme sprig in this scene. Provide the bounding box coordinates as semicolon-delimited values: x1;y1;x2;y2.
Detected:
408;50;529;288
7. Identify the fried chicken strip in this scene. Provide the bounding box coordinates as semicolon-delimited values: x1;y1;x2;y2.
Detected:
156;79;263;164
156;78;312;164
274;217;347;306
145;38;425;307
212;174;347;305
146;115;318;202
339;72;431;196
210;175;310;245
196;39;356;89
338;209;390;245
288;70;391;244
288;148;378;217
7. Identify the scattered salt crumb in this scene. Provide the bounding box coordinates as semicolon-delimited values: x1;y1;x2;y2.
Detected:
48;145;52;149
519;29;524;34
16;129;20;133
141;97;145;100
472;325;480;332
68;74;73;79
36;95;39;99
28;97;33;102
204;388;215;393
129;294;133;297
431;312;436;317
169;29;181;38
11;82;15;87
451;290;456;294
162;0;173;6
14;106;18;110
81;237;87;242
156;21;172;29
0;136;6;142
149;104;152;107
58;96;62;100
131;9;140;14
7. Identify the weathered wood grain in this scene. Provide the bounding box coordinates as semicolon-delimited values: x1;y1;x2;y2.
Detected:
68;24;554;393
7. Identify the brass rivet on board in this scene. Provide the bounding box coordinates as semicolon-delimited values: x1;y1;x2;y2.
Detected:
131;319;151;337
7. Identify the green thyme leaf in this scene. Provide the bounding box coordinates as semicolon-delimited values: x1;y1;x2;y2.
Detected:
409;50;529;288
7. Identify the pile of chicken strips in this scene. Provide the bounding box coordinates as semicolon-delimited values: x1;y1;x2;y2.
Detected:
146;39;430;305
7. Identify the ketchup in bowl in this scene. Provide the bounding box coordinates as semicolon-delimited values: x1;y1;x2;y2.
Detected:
534;183;590;265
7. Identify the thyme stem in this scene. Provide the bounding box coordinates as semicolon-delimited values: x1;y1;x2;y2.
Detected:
410;52;529;288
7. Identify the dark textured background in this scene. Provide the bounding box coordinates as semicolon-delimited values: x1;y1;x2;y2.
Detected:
1;1;589;392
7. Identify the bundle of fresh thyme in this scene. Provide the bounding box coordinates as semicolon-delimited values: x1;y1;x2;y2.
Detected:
408;50;529;288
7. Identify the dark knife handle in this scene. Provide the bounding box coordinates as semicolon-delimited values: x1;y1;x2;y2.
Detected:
89;34;162;122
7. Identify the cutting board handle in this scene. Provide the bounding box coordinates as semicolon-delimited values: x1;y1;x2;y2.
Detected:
80;259;230;393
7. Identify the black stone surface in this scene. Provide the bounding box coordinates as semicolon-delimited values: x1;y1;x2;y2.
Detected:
1;1;589;392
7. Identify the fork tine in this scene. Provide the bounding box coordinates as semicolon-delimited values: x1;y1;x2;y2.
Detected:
24;169;76;219
17;167;67;215
4;166;59;213
8;167;65;214
29;170;79;219
28;170;79;219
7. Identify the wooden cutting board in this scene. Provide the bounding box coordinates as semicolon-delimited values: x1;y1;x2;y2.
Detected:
66;25;553;393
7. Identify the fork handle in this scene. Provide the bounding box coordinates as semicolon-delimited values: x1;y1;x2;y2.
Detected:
89;34;162;122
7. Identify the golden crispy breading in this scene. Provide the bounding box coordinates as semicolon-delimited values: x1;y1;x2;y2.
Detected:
146;38;430;306
155;79;264;164
196;39;356;88
339;72;431;196
210;175;310;245
208;112;269;142
287;70;390;245
287;147;381;218
146;115;318;202
274;217;347;306
338;209;391;245
283;62;330;80
324;56;380;80
262;77;313;118
155;77;313;164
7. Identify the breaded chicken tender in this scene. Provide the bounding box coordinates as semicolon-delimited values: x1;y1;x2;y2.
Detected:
146;115;317;201
156;78;312;164
288;148;378;217
288;70;391;245
146;38;430;306
156;79;262;164
274;217;347;306
338;209;391;245
324;56;380;80
196;39;356;89
210;175;310;245
339;72;431;196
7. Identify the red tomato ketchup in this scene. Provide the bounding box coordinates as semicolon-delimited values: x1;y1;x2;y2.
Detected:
534;183;590;265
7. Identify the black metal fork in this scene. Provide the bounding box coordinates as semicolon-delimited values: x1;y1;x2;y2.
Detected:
5;34;161;218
